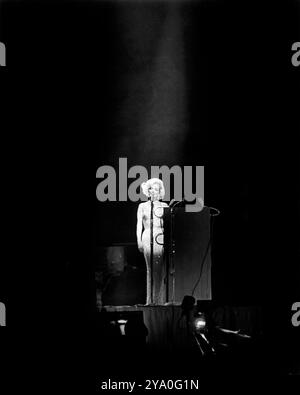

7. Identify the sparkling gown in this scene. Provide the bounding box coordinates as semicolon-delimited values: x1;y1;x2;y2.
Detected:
141;200;168;305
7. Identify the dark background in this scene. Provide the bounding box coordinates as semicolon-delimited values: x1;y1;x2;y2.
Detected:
0;0;299;387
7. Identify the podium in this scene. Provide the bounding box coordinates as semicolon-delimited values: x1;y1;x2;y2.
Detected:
164;206;212;303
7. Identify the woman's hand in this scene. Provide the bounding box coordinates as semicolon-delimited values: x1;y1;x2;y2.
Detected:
138;240;143;253
136;204;144;253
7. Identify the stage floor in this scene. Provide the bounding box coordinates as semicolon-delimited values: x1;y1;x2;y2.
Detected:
103;304;188;352
100;304;263;352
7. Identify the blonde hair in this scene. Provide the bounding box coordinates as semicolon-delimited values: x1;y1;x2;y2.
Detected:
141;178;165;200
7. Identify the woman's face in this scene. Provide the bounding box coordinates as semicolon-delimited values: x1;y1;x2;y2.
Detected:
149;183;160;200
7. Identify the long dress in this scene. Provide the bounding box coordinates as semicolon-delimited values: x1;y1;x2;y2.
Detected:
141;200;168;305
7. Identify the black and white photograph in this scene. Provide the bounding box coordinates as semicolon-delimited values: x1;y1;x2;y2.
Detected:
0;0;299;390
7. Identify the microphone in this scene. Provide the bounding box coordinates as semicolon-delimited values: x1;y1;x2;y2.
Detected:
169;197;203;208
169;198;220;215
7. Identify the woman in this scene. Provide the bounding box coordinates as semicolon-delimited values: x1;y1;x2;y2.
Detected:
136;178;169;305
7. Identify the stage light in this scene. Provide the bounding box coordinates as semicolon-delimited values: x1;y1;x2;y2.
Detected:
192;313;216;356
117;319;128;336
193;313;206;333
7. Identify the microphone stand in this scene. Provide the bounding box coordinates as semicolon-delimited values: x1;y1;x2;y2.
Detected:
168;201;179;304
150;198;154;304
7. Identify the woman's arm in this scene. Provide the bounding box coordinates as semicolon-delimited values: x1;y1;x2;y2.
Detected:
136;204;144;252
